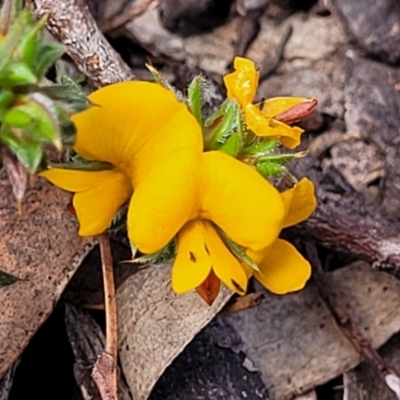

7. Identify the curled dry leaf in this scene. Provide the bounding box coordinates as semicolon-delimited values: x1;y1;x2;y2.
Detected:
0;176;95;378
117;263;233;400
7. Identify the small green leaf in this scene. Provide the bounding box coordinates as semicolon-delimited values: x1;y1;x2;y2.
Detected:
216;227;259;272
256;161;285;178
241;139;279;157
187;75;203;124
12;139;43;172
1;61;37;86
0;268;19;287
3;108;32;127
130;239;177;265
204;100;242;150
219;132;241;156
0;90;14;114
34;42;65;77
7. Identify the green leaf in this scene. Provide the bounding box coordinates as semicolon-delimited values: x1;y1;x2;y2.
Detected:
0;268;19;287
3;108;32;127
240;139;279;157
0;90;14;115
219;132;241;156
216;227;259;272
187;75;203;124
60;120;76;146
11;139;43;172
130;239;177;265
204;100;242;150
34;42;65;77
1;61;37;87
256;161;285;178
40;83;91;114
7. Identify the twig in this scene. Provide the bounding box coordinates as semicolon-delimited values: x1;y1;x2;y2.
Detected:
306;242;400;391
292;204;400;278
100;0;165;33
92;233;119;400
29;0;135;88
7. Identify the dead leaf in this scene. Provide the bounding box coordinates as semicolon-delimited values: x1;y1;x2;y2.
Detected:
218;261;400;399
343;332;400;400
117;263;233;400
0;176;94;378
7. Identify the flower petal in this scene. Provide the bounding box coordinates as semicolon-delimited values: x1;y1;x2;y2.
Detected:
72;81;203;185
254;239;311;294
281;178;317;228
196;269;221;306
40;167;122;192
200;151;284;250
172;220;212;294
256;97;313;119
128;151;200;254
223;57;258;105
244;105;304;148
202;221;248;294
73;171;132;236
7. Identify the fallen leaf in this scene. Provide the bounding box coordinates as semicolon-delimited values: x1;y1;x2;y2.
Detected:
0;176;94;378
117;263;233;400
218;261;400;399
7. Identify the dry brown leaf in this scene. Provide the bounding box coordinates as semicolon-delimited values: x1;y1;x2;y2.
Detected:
0;177;94;378
343;333;400;400
219;261;400;399
117;263;232;400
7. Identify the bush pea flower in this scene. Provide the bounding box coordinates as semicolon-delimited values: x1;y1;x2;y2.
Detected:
223;57;316;148
40;81;203;240
129;150;285;295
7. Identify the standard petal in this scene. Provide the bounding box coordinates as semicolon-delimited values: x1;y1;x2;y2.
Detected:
223;57;258;105
281;178;317;228
40;168;121;193
200;151;284;250
202;221;248;294
73;171;132;236
244;105;304;148
72;81;203;185
172;220;212;294
128;151;200;254
254;239;311;294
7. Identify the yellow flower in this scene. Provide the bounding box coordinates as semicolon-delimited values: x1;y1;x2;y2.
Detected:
223;57;315;148
129;150;286;295
247;178;317;294
40;81;203;241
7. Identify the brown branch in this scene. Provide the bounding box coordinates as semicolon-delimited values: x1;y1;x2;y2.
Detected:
29;0;135;88
92;233;119;400
292;204;400;277
100;0;165;33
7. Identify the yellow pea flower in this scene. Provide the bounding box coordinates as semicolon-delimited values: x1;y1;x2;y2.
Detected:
40;81;203;239
129;150;285;295
223;57;316;148
247;178;317;294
